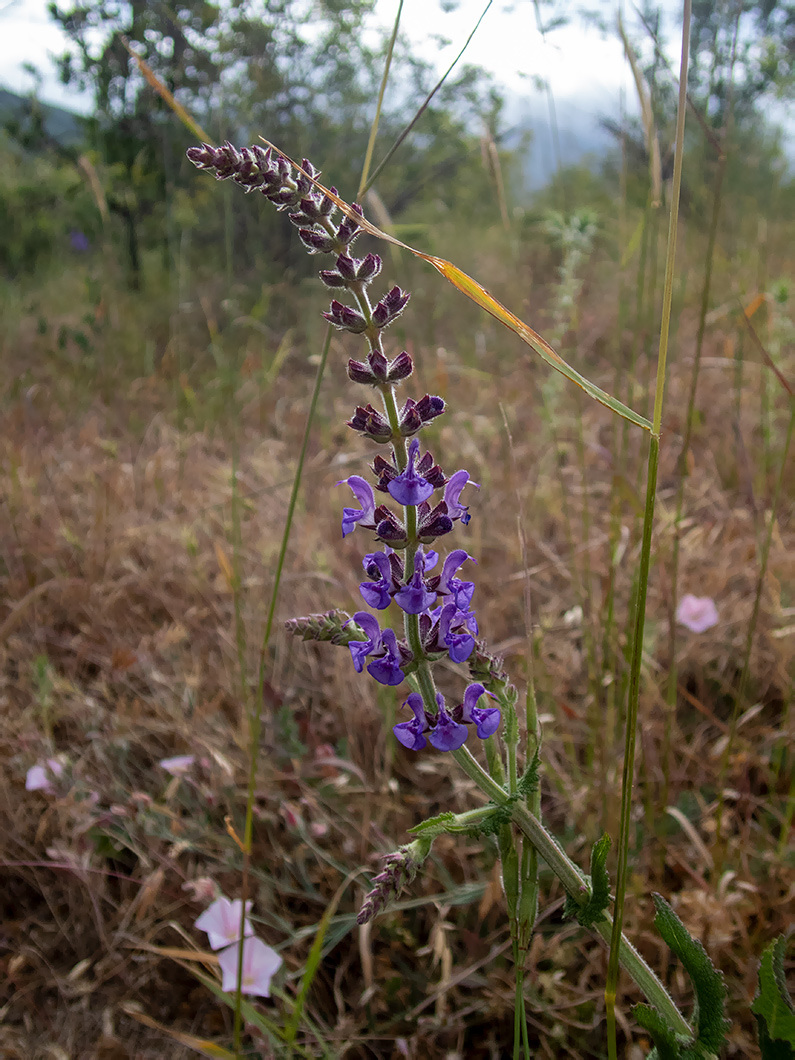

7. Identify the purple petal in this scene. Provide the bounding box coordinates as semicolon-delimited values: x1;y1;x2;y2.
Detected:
459;683;501;739
347;611;381;672
428;703;469;751
339;476;376;536
394;551;436;615
367;629;406;685
387;439;434;507
393;693;428;750
444;470;478;524
359;551;394;609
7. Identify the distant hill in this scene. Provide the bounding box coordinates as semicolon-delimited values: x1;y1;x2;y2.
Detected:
0;87;84;146
505;92;619;190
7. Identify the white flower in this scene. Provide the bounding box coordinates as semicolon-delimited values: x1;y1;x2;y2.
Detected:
195;896;254;951
676;594;719;634
217;936;282;997
159;755;196;776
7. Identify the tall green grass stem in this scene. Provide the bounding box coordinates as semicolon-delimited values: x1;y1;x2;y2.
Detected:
360;0;493;197
357;0;403;199
604;3;691;1055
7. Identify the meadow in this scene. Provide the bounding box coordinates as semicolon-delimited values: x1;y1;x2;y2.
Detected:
1;8;794;1057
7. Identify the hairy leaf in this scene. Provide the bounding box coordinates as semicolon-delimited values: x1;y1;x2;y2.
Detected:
752;934;795;1059
652;893;730;1055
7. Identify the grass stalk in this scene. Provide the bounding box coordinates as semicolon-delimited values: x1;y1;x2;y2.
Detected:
604;3;691;1054
714;397;794;874
664;154;727;817
233;322;334;1052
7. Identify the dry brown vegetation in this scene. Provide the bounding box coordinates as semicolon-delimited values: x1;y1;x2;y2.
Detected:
1;224;793;1059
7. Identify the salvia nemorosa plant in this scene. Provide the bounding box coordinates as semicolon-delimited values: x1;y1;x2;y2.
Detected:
187;140;733;1058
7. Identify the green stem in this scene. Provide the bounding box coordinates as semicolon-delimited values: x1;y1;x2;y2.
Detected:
447;746;692;1039
356;0;403;200
605;5;690;1054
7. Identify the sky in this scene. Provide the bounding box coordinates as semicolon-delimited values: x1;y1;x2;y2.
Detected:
0;0;656;118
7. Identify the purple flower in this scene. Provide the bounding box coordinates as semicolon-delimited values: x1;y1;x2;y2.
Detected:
69;230;90;253
433;550;476;610
387;439;434;507
394;549;436;615
676;594;719;633
347;612;408;685
444;471;477;525
394;692;468;752
366;628;407;685
428;693;469;751
434;603;477;663
456;683;501;739
339;476;377;536
393;693;429;750
359;551;396;609
347;611;383;672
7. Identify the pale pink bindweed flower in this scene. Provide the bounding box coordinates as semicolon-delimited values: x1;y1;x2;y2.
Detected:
195;896;254;950
676;594;719;634
25;758;64;794
217;936;283;997
159;755;196;776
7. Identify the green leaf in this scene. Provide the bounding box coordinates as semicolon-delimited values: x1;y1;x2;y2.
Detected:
567;833;611;928
634;1002;685;1060
752;934;795;1059
517;746;540;799
652;893;730;1056
408;811;457;835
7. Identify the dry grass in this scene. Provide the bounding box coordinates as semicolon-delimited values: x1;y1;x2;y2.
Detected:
1;242;793;1059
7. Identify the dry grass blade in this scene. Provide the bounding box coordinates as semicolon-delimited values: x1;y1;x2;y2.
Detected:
120;36;212;144
120;1003;236;1058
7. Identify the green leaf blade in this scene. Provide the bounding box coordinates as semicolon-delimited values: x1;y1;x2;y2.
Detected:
752;934;795;1059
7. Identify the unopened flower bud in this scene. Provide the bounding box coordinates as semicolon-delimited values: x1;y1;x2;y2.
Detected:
387;351;413;382
324;300;368;333
372;286;410;328
336;204;363;247
320;269;348;289
357;253;382;281
299;228;337;254
347;404;394;442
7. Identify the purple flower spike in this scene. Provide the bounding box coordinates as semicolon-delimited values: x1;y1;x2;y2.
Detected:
428;693;469;752
444;470;478;525
436;550;476;610
339;476;377;536
367;629;406;685
347;611;383;672
388;439;434;507
393;693;428;750
359;551;395;610
458;683;501;739
394;550;436;615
